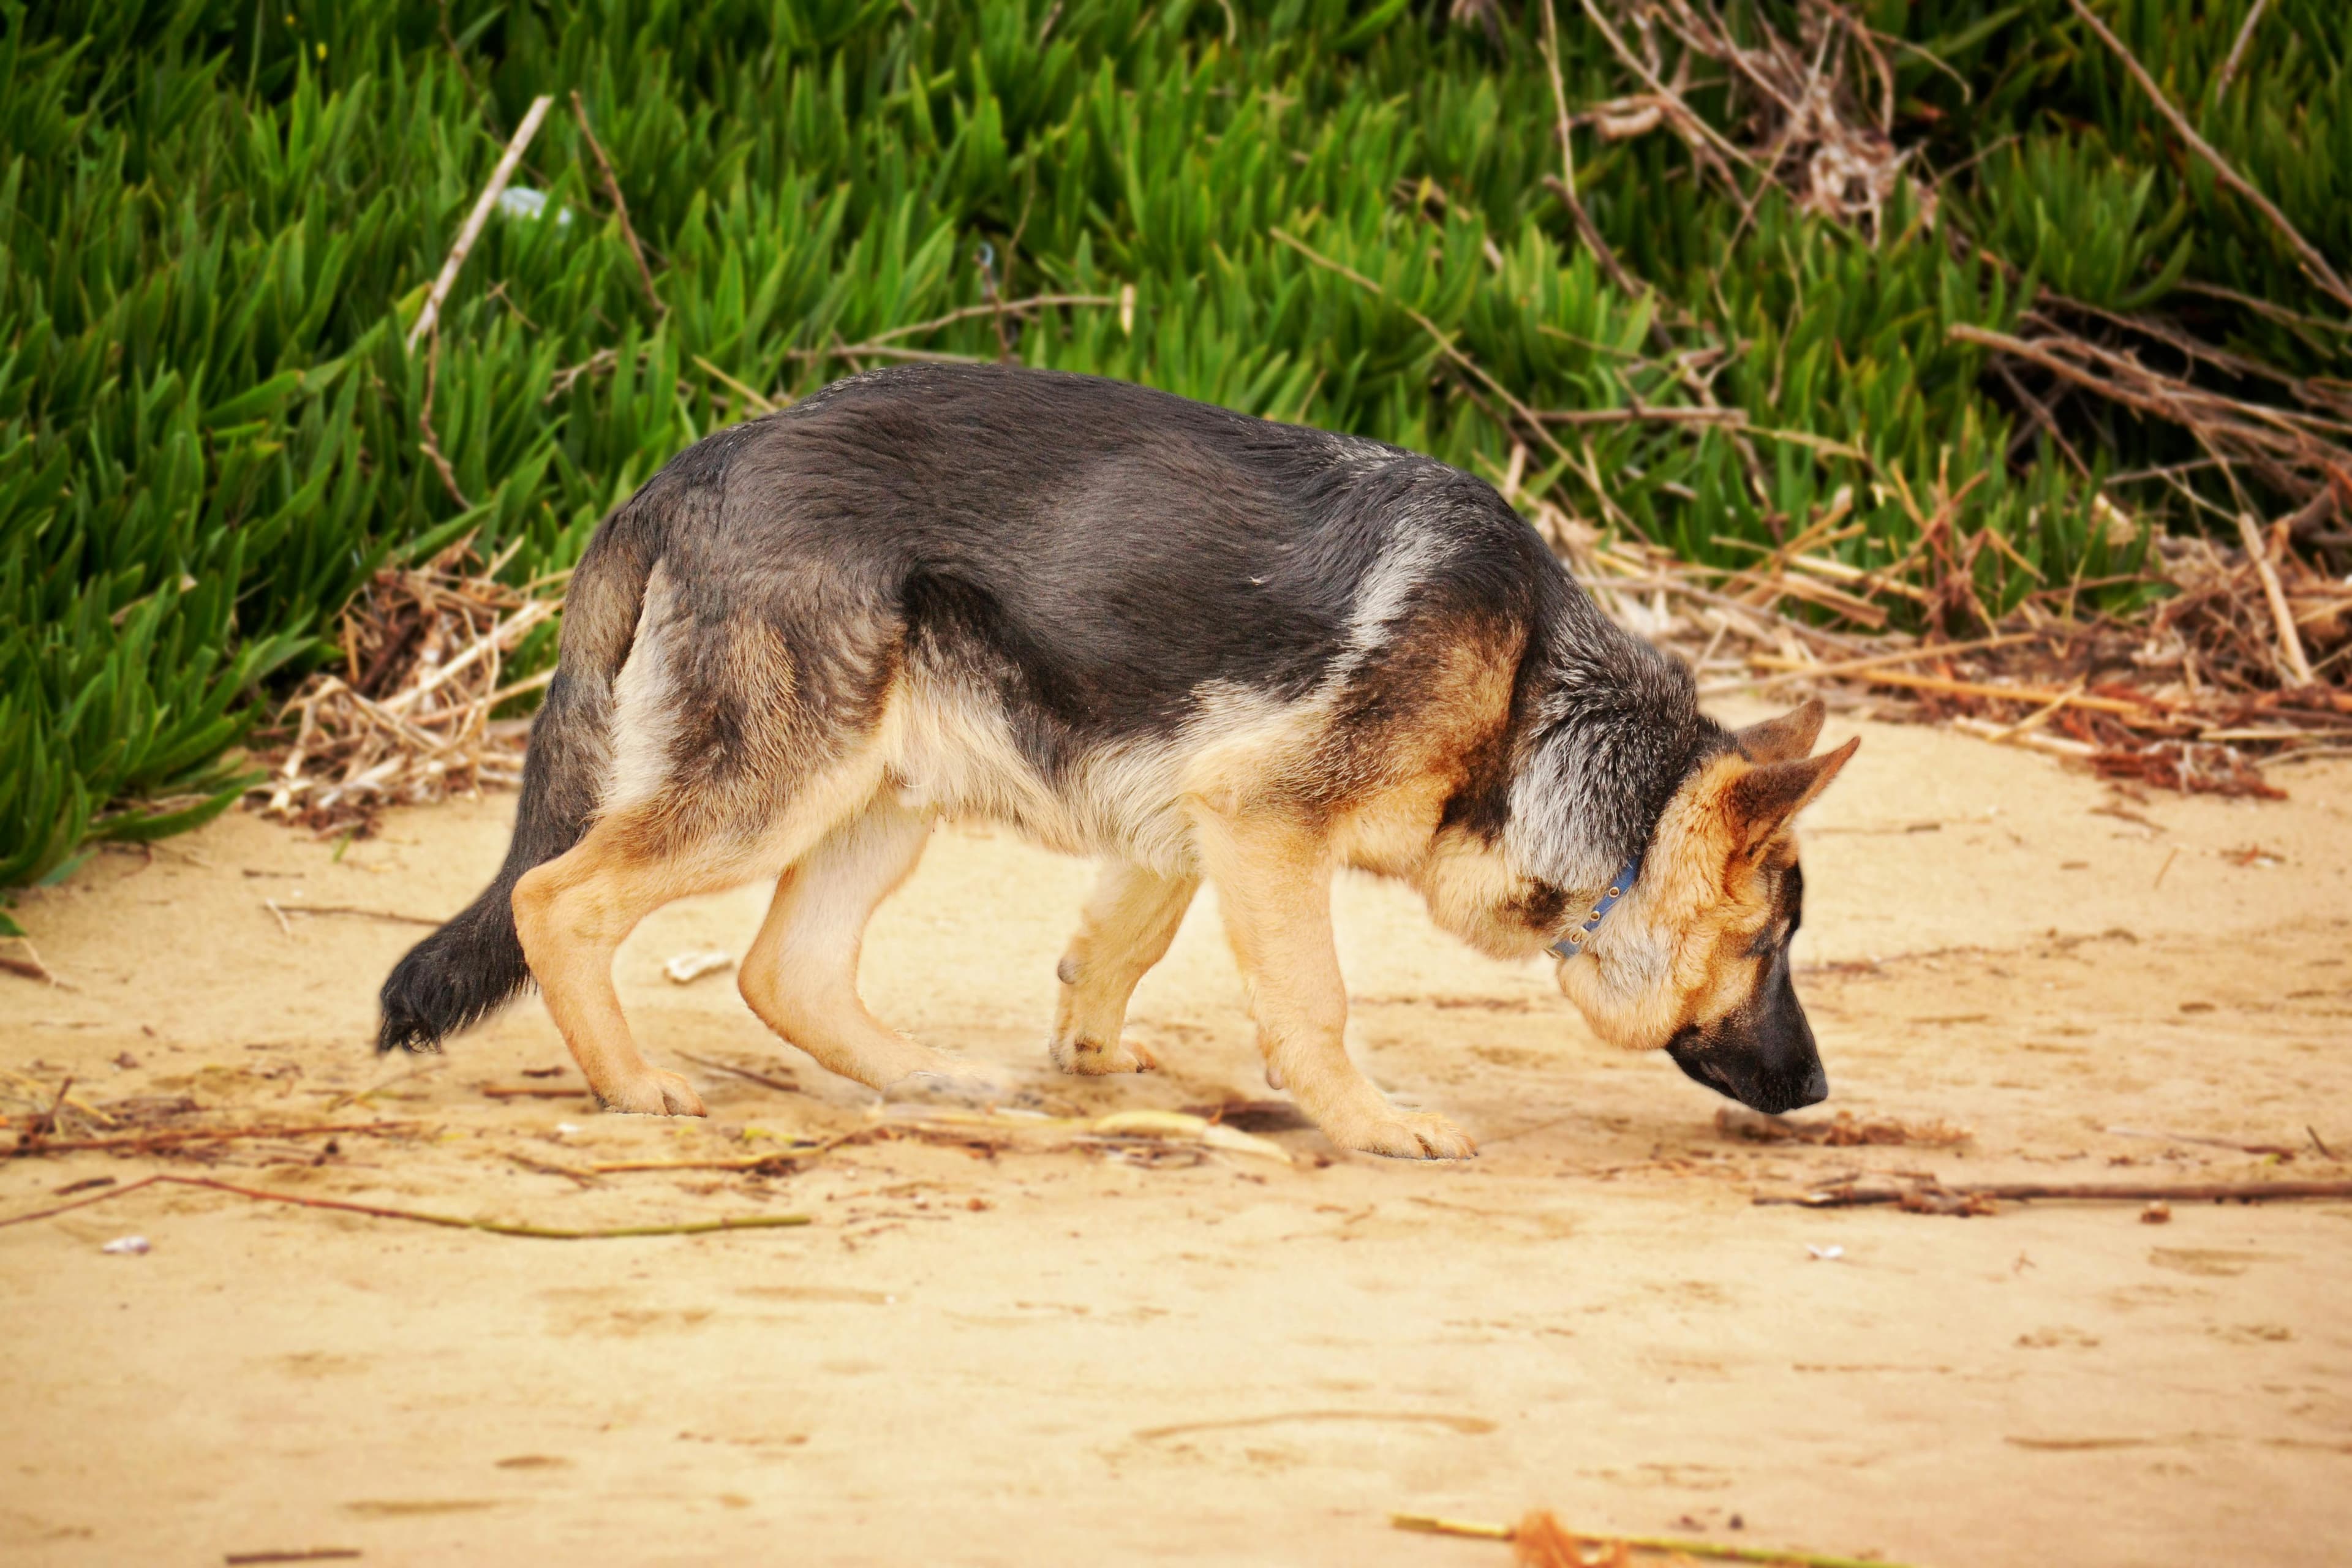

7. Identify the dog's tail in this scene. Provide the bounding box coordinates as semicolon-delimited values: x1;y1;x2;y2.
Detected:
375;516;661;1054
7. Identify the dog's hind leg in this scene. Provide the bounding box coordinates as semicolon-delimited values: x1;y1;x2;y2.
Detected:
511;817;762;1116
1193;810;1474;1159
737;797;971;1092
1049;862;1199;1075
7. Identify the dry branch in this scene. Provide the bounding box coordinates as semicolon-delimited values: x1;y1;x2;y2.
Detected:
1759;1178;2352;1209
1746;657;2164;717
417;331;469;508
1574;0;1929;238
2212;0;2269;99
872;1105;1294;1165
1393;1510;1910;1568
791;293;1120;364
1717;632;2042;692
1520;479;2346;794
1538;0;1642;299
570;90;663;318
2064;0;2352;315
1;1069;115;1133
0;935;65;986
2237;511;2316;684
1949;320;2350;505
587;1153;816;1175
1538;402;1738;428
262;903;447;929
2105;1124;2305;1157
693;354;783;417
407;94;556;352
0;1172;810;1239
674;1050;801;1096
4;1121;413;1158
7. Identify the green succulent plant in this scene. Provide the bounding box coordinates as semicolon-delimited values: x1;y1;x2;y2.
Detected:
1;0;2337;888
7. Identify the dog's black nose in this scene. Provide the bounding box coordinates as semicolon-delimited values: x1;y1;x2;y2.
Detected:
1792;1061;1829;1109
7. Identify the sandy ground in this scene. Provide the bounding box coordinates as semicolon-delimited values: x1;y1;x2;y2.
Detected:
4;707;2351;1568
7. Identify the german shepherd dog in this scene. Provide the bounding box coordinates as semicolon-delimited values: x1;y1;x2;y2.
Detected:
379;365;1855;1159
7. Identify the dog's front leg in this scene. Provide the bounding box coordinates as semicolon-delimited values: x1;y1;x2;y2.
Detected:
1193;810;1474;1160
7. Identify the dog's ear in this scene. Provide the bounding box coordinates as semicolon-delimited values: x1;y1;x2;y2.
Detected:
1723;735;1858;850
1732;698;1826;764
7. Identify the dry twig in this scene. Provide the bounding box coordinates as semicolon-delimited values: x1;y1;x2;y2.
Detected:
0;1172;810;1239
792;293;1119;365
263;902;446;929
407;94;557;352
1574;0;1929;238
674;1050;801;1096
4;1120;413;1158
1393;1509;1910;1568
1537;0;1640;298
1272;228;1581;481
417;330;470;510
2212;0;2270;99
0;934;65;986
570;90;665;318
1747;657;2162;717
2105;1124;2303;1157
2064;0;2352;315
2237;511;2316;685
1758;1178;2352;1210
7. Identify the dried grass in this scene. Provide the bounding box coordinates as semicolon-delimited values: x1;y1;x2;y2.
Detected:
1549;0;2351;800
1509;472;2350;797
245;544;560;835
1715;1106;1972;1148
1575;0;1928;241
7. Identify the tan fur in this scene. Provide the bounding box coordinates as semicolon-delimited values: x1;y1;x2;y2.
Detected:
1188;803;1475;1158
1731;698;1826;764
526;578;1847;1159
1558;736;1856;1053
511;821;733;1117
737;798;959;1090
1049;863;1197;1074
517;721;910;1113
1348;636;1570;963
1037;638;1524;1110
1330;635;1521;878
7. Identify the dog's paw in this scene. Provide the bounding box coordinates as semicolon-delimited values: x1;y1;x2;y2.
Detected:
1047;1031;1158;1076
598;1068;708;1117
1328;1108;1476;1161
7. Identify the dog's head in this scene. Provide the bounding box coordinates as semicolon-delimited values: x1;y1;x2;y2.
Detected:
1555;701;1855;1114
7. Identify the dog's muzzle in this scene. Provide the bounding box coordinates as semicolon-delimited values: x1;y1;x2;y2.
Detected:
1666;1034;1828;1114
1662;964;1829;1115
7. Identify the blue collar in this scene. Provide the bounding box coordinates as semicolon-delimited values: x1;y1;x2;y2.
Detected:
1547;853;1643;961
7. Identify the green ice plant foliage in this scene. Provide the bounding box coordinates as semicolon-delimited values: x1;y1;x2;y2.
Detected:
2;0;2339;885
